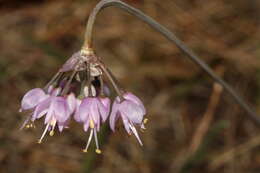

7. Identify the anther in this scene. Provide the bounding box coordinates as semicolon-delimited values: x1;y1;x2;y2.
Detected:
95;149;102;154
49;130;55;136
143;118;148;124
82;149;88;153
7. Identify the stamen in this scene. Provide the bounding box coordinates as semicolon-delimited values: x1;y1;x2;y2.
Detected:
129;124;143;146
94;128;102;154
20;116;31;130
49;118;57;136
38;123;50;144
49;130;55;136
140;118;148;132
83;129;94;153
25;123;35;129
50;118;57;127
143;118;148;124
95;149;102;154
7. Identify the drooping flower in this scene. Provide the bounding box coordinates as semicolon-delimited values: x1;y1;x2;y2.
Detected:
76;96;110;153
19;88;50;129
33;93;77;143
19;48;147;153
110;92;146;145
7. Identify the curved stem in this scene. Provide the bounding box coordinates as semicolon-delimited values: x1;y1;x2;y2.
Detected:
83;0;260;125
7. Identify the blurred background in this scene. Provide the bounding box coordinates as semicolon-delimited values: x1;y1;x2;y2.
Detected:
1;0;260;172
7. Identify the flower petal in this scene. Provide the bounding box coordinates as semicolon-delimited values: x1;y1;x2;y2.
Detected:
98;97;110;122
32;97;51;121
44;99;55;124
67;93;77;114
90;99;99;124
21;88;48;111
53;97;70;123
120;100;144;124
123;92;146;114
78;98;91;122
121;113;131;134
109;101;120;131
58;120;69;132
74;99;82;122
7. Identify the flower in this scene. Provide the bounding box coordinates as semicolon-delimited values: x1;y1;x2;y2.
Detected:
76;96;110;153
20;86;77;143
20;49;147;153
34;93;77;143
110;92;146;145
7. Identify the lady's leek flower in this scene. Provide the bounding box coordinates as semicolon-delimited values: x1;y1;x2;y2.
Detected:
20;49;147;153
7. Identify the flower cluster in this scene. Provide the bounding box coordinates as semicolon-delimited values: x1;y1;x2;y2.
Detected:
20;48;147;154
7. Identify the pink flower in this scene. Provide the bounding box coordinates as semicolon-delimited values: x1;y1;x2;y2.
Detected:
35;93;76;143
110;92;146;145
76;97;110;153
20;87;77;143
19;50;147;152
